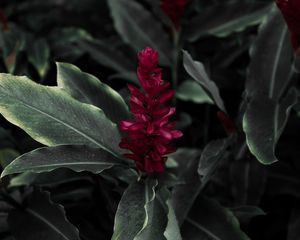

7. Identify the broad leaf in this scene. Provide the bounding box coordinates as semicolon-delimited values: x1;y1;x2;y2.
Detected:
0;74;122;156
0;148;19;168
230;156;266;205
1;145;124;178
243;89;298;164
27;38;50;78
198;138;230;189
187;2;271;41
170;148;202;226
182;197;250;240
246;5;293;101
112;179;167;240
57;62;130;123
78;38;135;73
183;50;226;112
8;189;80;240
176;80;213;105
164;199;182;240
230;206;265;225
108;0;172;66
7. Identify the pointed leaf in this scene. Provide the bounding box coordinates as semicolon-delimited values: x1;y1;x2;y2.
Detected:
170;148;202;226
230;206;266;225
243;89;298;164
246;5;293;101
183;197;250;240
57;62;130;123
164;199;182;240
1;145;124;178
8;189;80;240
78;38;135;73
198;138;230;188
112;179;167;240
176;80;214;105
27;38;50;78
187;3;271;41
0;74;122;156
183;50;226;112
108;0;172;66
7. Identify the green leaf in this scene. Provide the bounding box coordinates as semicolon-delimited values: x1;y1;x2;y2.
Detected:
78;38;135;73
187;2;271;41
182;50;226;112
243;89;298;164
246;5;293;101
112;179;167;240
198;138;230;189
182;197;250;240
27;38;50;78
108;0;172;66
164;199;182;240
230;206;266;225
1;145;124;178
57;62;130;123
230;156;266;205
176;80;214;104
170;148;202;226
8;189;80;240
0;74;122;156
0;148;19;168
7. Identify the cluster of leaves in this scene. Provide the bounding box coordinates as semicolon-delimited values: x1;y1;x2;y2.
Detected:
0;0;299;239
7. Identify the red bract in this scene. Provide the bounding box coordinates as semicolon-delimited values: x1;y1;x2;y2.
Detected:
161;0;187;29
276;0;300;52
119;47;183;173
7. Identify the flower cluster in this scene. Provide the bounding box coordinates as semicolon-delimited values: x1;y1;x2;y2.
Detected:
276;0;300;53
161;0;187;29
119;47;182;173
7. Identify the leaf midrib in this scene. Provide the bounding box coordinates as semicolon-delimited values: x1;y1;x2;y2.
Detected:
186;217;222;240
26;208;71;240
0;85;116;155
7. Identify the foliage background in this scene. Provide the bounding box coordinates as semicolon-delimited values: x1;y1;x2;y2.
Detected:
0;0;299;239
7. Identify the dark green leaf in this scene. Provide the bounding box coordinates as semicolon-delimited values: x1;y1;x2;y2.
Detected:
183;50;226;112
230;157;266;205
198;138;230;189
243;89;298;164
112;179;167;240
246;5;293;101
27;38;50;78
182;197;250;240
187;3;271;41
57;62;130;123
0;74;122;156
170;148;202;226
230;206;265;225
0;148;19;168
108;0;172;66
8;189;80;240
1;145;124;178
176;80;213;104
78;39;135;73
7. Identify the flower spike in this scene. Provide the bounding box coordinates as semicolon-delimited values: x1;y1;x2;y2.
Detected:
119;47;182;173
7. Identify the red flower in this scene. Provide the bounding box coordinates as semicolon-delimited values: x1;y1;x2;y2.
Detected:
119;47;183;173
161;0;187;29
276;0;300;52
